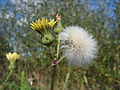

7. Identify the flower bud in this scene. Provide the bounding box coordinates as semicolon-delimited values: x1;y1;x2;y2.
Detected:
42;32;54;45
54;14;63;33
54;21;63;33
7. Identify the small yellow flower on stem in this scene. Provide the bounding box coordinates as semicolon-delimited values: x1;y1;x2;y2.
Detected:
6;52;20;61
6;52;20;70
0;52;20;89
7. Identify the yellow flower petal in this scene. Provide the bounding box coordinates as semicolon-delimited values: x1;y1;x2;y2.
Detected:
48;19;56;27
30;18;56;32
6;52;20;61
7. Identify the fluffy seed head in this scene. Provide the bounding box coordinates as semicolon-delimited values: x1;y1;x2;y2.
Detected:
59;26;97;67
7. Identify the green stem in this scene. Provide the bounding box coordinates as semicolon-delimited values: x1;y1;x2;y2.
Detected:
57;56;64;63
0;70;13;89
63;67;71;90
50;65;57;90
50;37;60;90
4;70;13;83
56;37;60;59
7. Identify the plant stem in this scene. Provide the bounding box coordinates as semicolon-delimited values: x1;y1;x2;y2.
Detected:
56;37;60;59
4;70;13;83
50;36;60;90
57;56;64;63
50;65;57;90
63;67;71;90
0;70;13;89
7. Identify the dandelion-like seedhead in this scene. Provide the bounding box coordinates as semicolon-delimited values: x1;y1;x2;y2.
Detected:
59;26;97;67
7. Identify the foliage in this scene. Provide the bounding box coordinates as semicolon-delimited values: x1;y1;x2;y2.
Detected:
21;71;31;90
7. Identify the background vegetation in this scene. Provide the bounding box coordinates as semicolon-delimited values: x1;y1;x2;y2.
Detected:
0;0;120;90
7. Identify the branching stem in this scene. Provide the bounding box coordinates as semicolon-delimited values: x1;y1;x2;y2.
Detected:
50;36;61;90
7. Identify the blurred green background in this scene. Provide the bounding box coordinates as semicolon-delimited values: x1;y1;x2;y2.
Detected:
0;0;120;90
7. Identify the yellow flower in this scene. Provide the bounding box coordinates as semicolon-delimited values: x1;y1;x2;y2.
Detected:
48;19;56;27
6;52;20;61
30;18;56;33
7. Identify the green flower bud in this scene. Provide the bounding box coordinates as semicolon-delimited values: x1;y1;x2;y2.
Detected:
42;32;54;44
54;21;63;33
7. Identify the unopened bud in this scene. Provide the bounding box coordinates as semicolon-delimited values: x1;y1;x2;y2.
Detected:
42;32;54;44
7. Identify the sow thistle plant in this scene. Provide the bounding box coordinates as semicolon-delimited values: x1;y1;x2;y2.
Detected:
30;14;97;90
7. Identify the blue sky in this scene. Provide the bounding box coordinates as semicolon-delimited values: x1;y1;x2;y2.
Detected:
89;0;119;18
0;0;119;18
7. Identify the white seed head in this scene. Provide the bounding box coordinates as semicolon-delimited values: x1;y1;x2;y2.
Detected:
59;26;97;67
